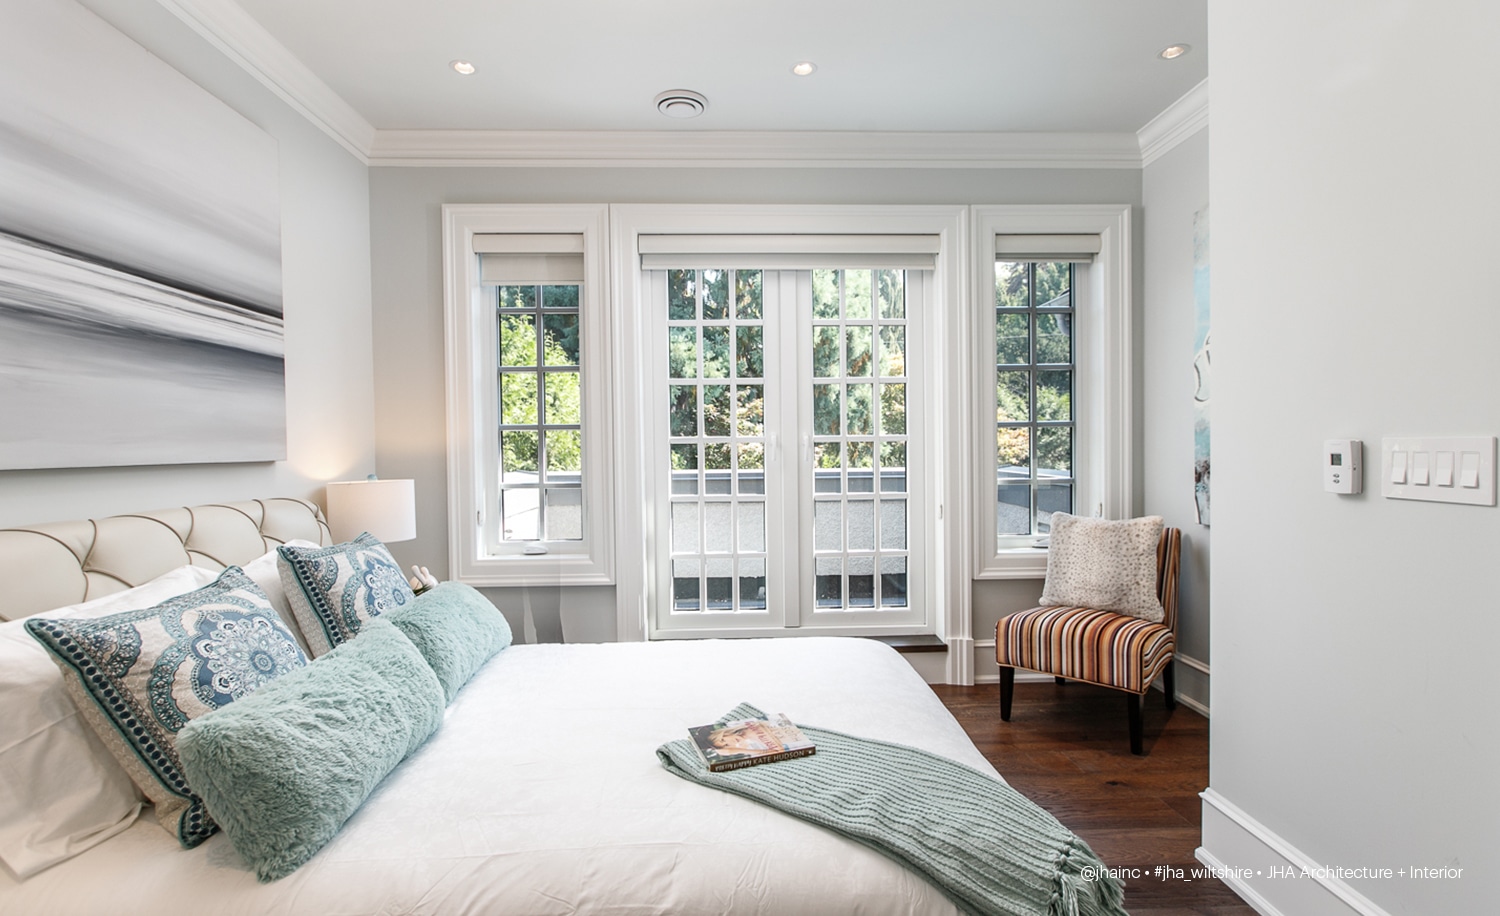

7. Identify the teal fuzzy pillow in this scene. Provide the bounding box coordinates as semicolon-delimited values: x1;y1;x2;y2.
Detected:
382;581;512;703
175;619;445;881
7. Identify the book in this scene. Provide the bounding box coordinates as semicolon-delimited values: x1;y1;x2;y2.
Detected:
688;713;816;772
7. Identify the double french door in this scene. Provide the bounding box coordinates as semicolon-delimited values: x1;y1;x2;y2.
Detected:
647;266;928;636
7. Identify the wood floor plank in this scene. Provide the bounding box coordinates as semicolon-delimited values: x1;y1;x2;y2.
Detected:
932;682;1256;916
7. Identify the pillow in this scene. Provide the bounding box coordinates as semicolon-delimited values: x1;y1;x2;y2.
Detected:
25;567;309;848
240;539;321;655
383;581;512;703
176;618;445;881
1038;513;1166;622
0;564;215;878
277;532;415;657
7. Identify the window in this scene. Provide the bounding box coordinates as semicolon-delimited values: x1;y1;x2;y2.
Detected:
972;207;1134;579
608;209;964;643
497;279;582;542
663;267;771;615
442;205;613;586
647;264;929;636
994;260;1077;541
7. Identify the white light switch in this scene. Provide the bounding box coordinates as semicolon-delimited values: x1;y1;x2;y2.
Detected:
1412;452;1431;485
1383;437;1496;506
1435;452;1455;487
1461;451;1481;488
1389;451;1408;484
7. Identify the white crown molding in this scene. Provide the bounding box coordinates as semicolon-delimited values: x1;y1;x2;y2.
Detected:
155;0;376;162
1137;78;1209;167
367;129;1144;169
160;0;1158;170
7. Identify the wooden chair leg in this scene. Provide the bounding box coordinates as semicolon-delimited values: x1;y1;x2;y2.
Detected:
1127;692;1144;755
1163;660;1178;711
1054;676;1067;685
999;667;1015;721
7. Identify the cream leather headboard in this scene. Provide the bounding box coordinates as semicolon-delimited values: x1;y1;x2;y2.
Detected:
0;498;332;621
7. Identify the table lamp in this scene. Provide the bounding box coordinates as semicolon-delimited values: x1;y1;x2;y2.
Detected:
324;475;416;544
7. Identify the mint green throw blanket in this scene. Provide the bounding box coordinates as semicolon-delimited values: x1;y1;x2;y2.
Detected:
656;704;1128;916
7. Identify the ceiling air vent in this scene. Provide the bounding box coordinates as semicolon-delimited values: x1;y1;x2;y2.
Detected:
654;89;707;119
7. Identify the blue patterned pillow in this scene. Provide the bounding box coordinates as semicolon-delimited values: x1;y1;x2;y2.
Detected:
277;532;415;657
24;567;307;848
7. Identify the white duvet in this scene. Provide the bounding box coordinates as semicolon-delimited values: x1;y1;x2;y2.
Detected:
0;637;997;915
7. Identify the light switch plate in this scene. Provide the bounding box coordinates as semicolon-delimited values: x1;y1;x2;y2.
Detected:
1382;437;1496;506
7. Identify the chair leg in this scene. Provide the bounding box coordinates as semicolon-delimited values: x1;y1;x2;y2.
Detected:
999;667;1015;721
1163;660;1178;711
1054;676;1067;685
1127;692;1144;755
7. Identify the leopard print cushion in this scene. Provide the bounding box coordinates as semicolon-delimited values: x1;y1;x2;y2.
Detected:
1038;513;1165;622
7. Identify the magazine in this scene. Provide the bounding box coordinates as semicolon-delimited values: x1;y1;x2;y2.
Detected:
688;713;816;772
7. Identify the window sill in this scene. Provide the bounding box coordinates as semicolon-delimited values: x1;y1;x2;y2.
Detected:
453;552;614;588
974;547;1050;580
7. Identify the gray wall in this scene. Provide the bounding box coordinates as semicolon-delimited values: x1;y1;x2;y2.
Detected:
0;0;376;528
1209;2;1497;912
367;166;1142;643
1141;129;1210;712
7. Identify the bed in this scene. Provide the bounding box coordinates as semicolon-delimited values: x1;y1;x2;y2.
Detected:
0;499;1066;915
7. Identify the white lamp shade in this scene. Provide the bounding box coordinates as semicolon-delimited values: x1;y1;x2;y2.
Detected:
325;478;417;543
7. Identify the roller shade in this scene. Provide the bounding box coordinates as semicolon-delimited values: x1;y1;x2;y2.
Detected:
994;234;1100;263
639;234;939;270
475;233;585;285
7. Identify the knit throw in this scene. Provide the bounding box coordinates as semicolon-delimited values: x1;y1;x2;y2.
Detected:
656;704;1128;916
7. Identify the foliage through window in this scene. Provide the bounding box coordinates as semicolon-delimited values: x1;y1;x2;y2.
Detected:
498;283;583;541
994;261;1075;541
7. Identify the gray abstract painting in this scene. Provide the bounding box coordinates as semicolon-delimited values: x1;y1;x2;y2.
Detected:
0;0;283;469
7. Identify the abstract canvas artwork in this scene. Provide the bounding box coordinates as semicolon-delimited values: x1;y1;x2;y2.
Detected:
1192;205;1211;526
0;0;283;470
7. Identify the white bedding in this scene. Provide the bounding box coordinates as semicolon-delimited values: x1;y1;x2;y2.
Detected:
0;637;994;915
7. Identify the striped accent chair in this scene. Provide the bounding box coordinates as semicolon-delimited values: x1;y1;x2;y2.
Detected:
995;527;1182;755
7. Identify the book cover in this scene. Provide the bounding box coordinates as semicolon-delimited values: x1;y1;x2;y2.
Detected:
688;713;816;772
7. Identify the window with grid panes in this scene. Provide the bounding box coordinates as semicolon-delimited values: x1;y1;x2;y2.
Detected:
442;206;612;588
810;268;911;611
666;268;768;612
994;261;1075;542
653;265;925;635
497;282;583;541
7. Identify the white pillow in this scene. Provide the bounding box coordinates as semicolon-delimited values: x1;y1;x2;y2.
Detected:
240;539;321;656
0;564;216;878
1038;513;1166;622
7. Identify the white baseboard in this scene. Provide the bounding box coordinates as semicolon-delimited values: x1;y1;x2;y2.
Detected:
1198;789;1394;916
1174;691;1210;718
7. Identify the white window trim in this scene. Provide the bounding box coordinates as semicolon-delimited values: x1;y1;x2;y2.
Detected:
442;203;615;586
970;204;1134;580
609;205;970;670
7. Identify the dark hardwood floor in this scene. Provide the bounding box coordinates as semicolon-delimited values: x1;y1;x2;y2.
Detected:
932;680;1256;916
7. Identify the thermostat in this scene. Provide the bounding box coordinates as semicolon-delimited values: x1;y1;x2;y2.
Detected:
1324;439;1362;494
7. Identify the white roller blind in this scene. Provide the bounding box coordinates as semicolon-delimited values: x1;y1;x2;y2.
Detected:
994;234;1100;263
475;233;585;285
639;234;939;270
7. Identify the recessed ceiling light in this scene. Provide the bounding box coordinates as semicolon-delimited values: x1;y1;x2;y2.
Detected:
654;89;708;119
1158;44;1191;61
450;59;476;75
792;61;817;77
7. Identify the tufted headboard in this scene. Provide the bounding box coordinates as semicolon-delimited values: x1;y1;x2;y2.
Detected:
0;498;332;621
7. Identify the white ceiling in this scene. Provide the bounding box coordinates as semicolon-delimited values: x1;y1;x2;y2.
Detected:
229;0;1207;134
